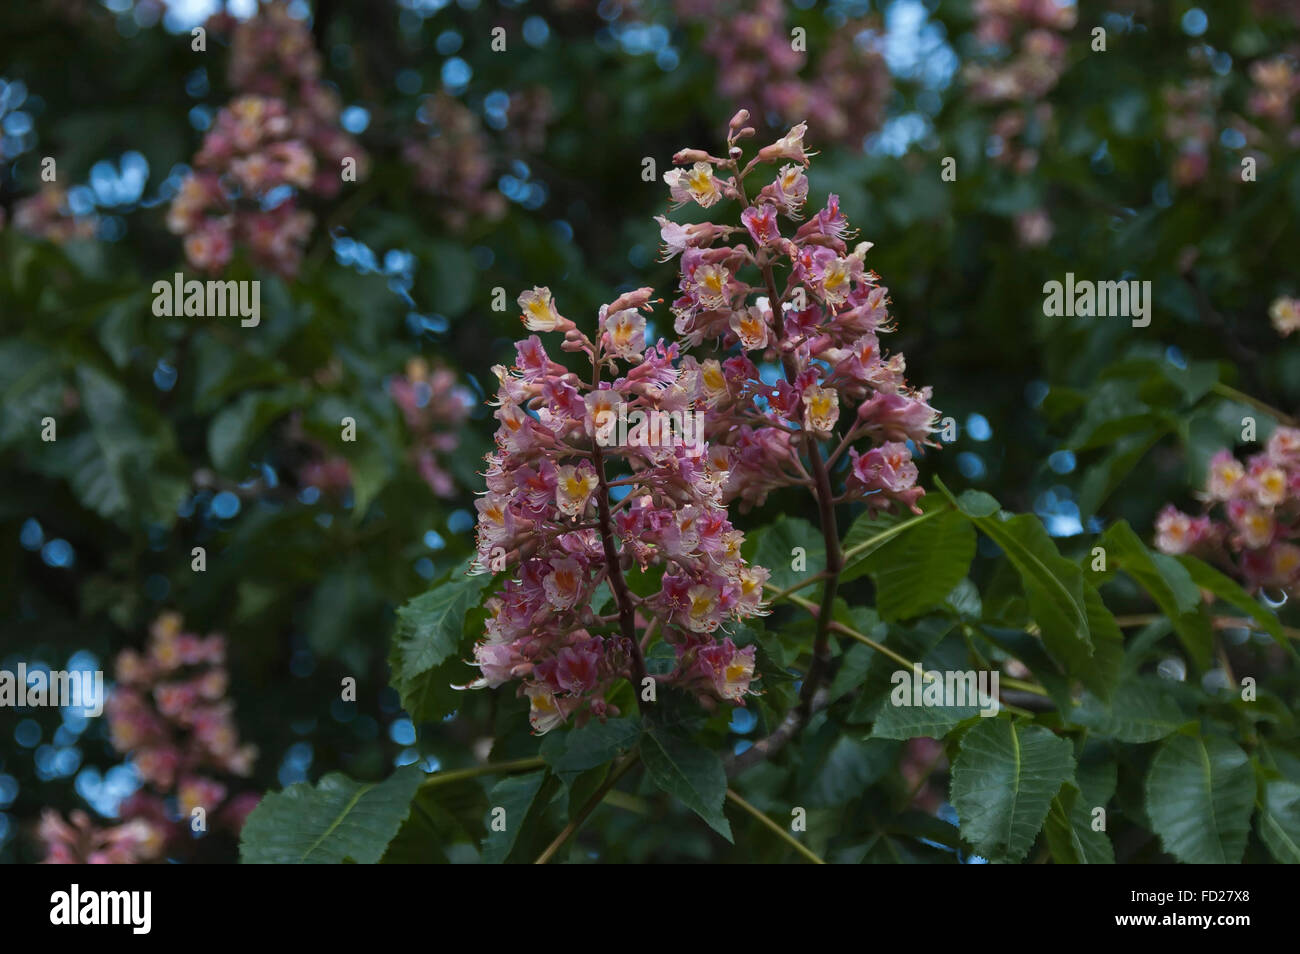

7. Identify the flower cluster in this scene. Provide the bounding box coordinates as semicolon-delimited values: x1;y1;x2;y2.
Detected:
1254;0;1300;26
1161;45;1300;189
402;94;506;230
41;614;258;863
216;0;368;198
38;810;166;865
1162;74;1219;188
467;284;769;732
1272;296;1300;337
678;0;890;147
1155;428;1300;596
389;357;473;498
661;120;940;515
962;1;1075;247
966;0;1075;104
402;90;553;231
464;117;938;733
965;0;1075;183
6;186;98;243
166;96;316;275
167;1;367;276
284;409;354;495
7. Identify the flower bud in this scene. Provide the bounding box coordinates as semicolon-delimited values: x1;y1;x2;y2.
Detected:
673;148;713;165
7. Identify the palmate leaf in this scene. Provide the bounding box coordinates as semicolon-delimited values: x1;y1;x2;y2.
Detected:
641;726;732;842
1070;676;1192;743
389;563;494;723
1257;779;1300;864
1145;733;1254;864
1044;782;1115;865
240;765;426;863
383;777;489;864
1098;521;1213;670
938;481;1103;690
1044;746;1117;864
44;365;188;529
540;717;641;787
870;700;983;741
803;735;898;808
746;514;824;591
207;386;305;473
479;771;554;864
854;508;975;621
949;718;1075;863
1176;554;1286;643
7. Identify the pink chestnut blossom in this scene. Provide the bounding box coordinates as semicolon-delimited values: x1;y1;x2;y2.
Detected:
1156;427;1300;596
462;120;940;732
42;614;260;863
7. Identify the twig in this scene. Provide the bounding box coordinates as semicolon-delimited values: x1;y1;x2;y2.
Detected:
1211;383;1298;428
725;789;825;864
418;756;546;791
726;688;830;777
533;751;641;864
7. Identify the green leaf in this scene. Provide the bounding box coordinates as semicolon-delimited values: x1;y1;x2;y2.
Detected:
871;701;981;740
428;240;478;317
240;765;425;863
839;510;904;583
935;483;1091;665
805;737;898;807
1099;521;1213;670
389;565;493;723
747;515;824;591
856;509;975;621
1145;733;1254;864
949;718;1075;863
1099;522;1200;614
1078;428;1166;521
1070;677;1190;742
50;366;188;529
207;388;303;473
346;434;395;520
962;499;1096;678
540;718;641;786
0;340;64;450
1064;378;1170;451
828;642;877;701
383;778;488;864
1044;781;1115;864
845;617;957;724
641;726;732;842
480;771;550;864
1257;779;1300;864
953;489;1000;518
1177;554;1286;643
978;626;1074;713
1073;583;1125;700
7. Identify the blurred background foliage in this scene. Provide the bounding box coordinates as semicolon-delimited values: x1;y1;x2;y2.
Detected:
2;0;1299;862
